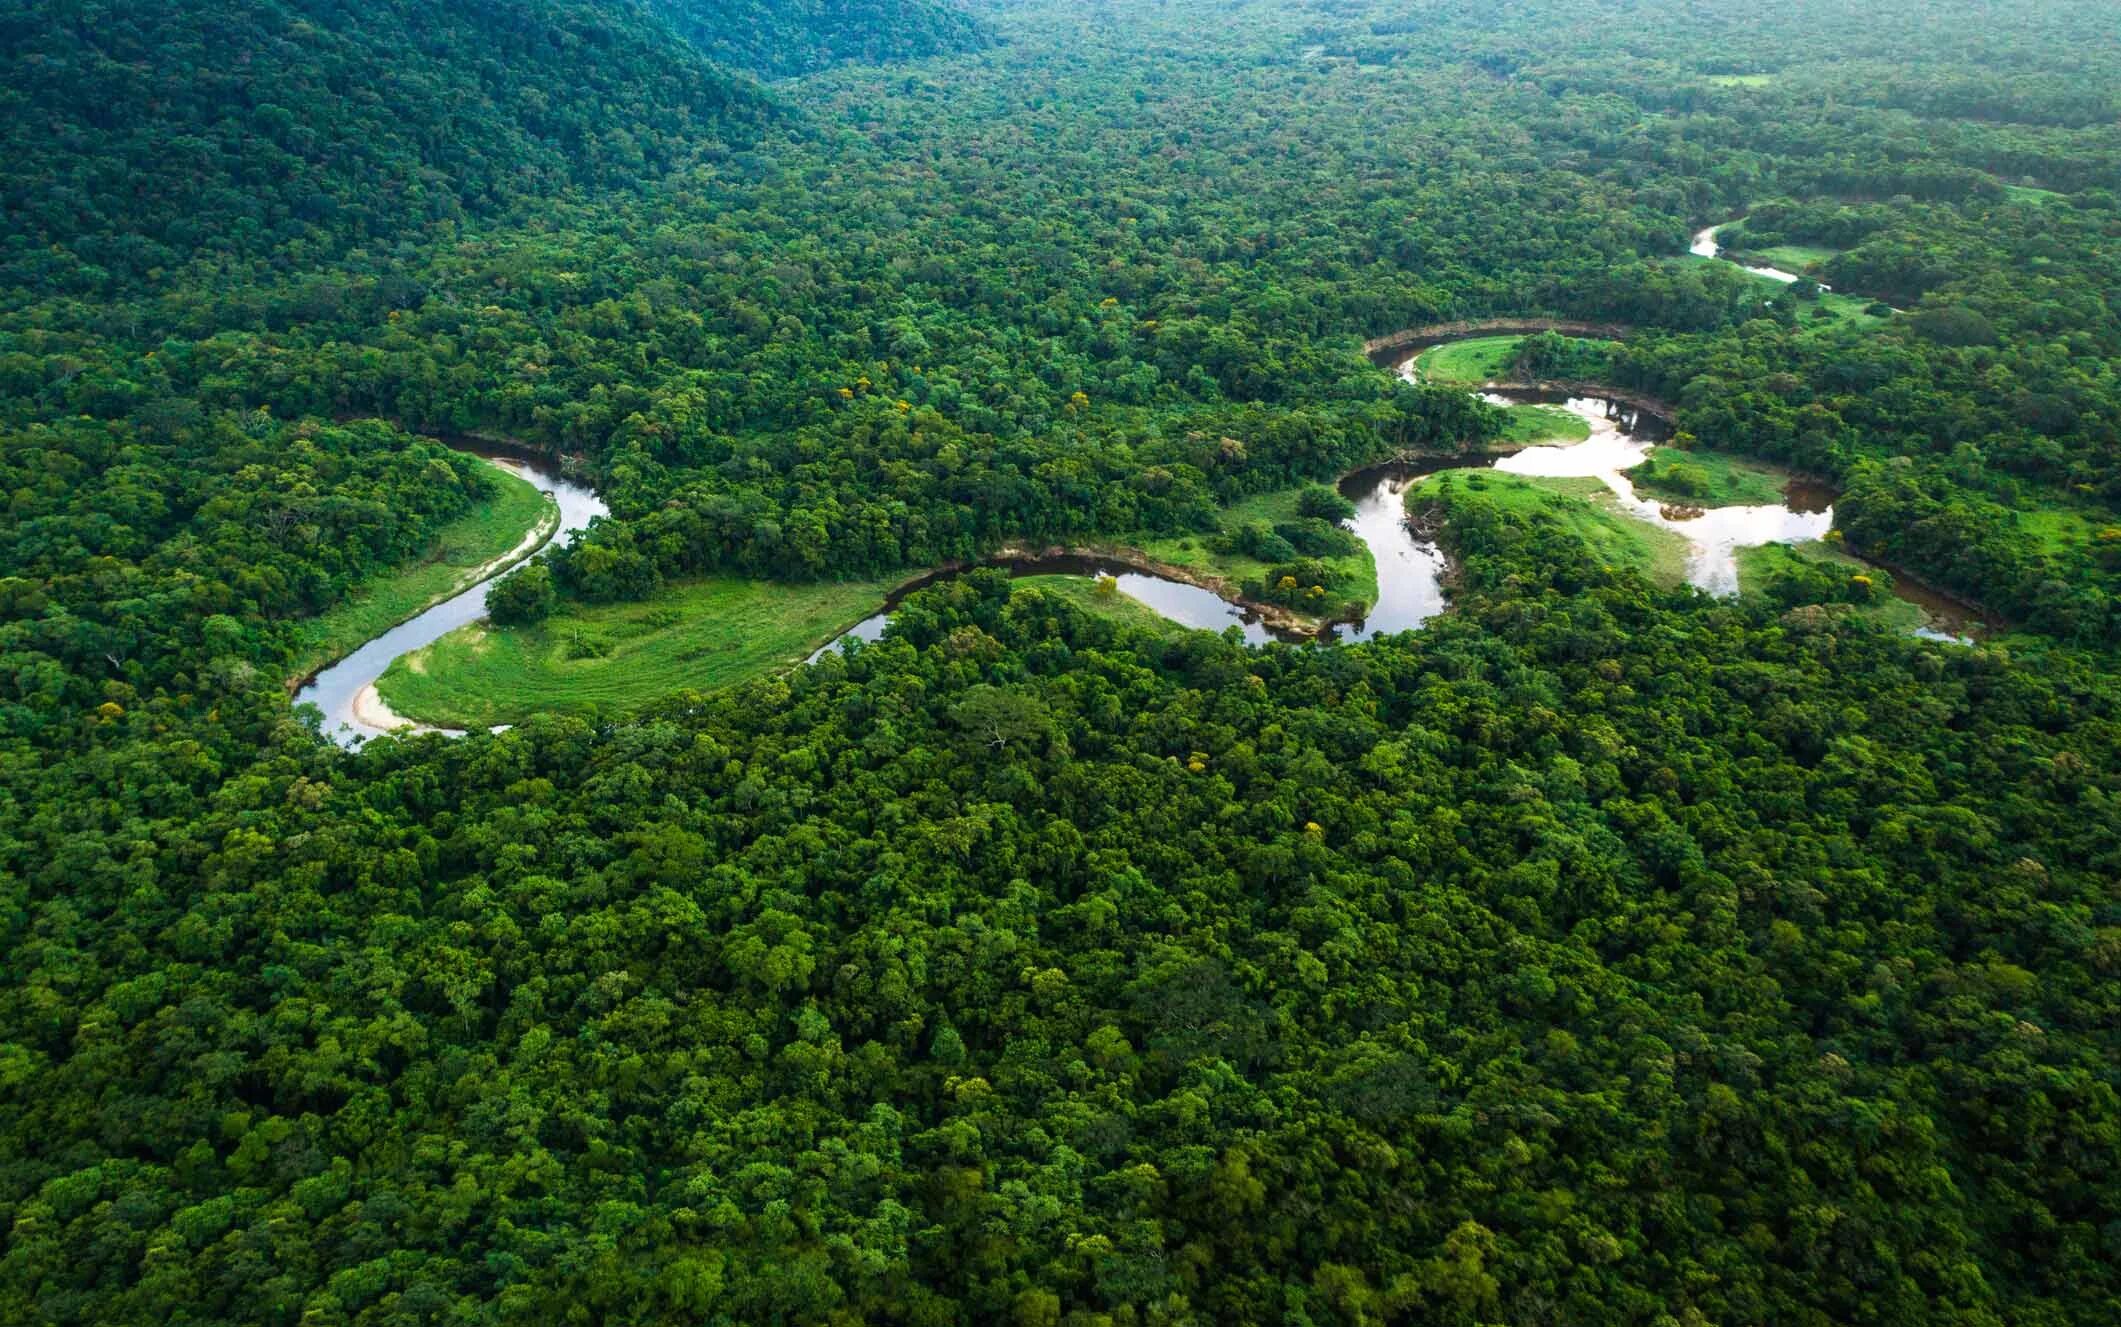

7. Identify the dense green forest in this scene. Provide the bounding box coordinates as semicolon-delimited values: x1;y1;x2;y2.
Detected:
650;0;994;79
3;0;2119;1323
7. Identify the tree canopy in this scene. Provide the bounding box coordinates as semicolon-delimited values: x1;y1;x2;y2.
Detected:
2;1;2119;1323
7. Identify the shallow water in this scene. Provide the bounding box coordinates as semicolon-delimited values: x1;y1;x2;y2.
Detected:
1691;222;1823;287
1325;463;1454;642
807;556;1281;662
295;454;605;745
1487;395;1833;595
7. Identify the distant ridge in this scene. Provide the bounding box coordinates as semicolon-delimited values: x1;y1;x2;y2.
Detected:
0;0;767;285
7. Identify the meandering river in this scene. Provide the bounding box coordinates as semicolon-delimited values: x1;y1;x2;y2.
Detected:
805;371;1975;658
808;556;1278;664
1690;222;1823;288
310;232;1970;738
296;454;604;745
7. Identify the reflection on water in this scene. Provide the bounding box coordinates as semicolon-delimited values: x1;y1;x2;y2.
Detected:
1330;391;1833;614
809;612;892;662
296;453;606;746
1691;222;1823;287
1326;460;1456;641
1487;395;1833;595
807;555;1281;661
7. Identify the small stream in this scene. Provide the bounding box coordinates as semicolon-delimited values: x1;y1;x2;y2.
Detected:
1691;222;1825;288
295;454;605;745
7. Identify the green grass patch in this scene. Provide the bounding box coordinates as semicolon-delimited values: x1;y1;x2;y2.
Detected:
1707;73;1776;88
376;575;897;727
289;460;556;683
1499;403;1593;446
1130;485;1378;616
2007;500;2120;558
1627;446;1794;507
1420;470;1692;587
1797;286;1891;330
1669;253;1889;330
1012;575;1188;638
1411;335;1524;385
1750;243;1840;271
2004;184;2064;205
1736;542;1929;633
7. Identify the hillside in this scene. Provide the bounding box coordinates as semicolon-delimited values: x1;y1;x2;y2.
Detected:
651;0;995;78
0;0;767;289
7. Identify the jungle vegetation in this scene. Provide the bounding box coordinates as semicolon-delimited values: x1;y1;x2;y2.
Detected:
2;1;2118;1324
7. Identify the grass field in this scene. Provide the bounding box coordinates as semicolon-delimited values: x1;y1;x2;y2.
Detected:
1420;470;1691;586
1411;335;1524;385
2004;184;2065;205
1499;403;1594;446
289;461;556;683
1012;575;1189;638
376;574;897;727
2006;499;2121;559
1736;542;1929;633
1750;243;1840;272
1627;446;1794;507
1707;73;1776;88
1796;287;1892;329
377;569;1205;728
1131;486;1378;617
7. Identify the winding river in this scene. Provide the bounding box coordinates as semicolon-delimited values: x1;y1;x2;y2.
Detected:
295;454;605;745
1690;222;1824;288
801;366;1973;658
307;224;1968;737
809;556;1278;664
1317;388;1833;636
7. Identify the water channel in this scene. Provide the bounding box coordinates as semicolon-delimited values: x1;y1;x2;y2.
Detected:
305;237;1976;738
1690;222;1825;288
295;454;605;745
805;362;1991;657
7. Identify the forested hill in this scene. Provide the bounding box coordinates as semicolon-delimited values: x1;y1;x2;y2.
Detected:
650;0;996;79
0;0;768;291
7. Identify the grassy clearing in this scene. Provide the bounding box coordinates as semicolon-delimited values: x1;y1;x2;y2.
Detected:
1759;279;1890;333
376;575;896;727
1411;335;1523;384
2007;500;2119;558
289;461;555;682
1736;542;1929;632
1627;446;1794;507
1420;470;1691;587
1012;575;1188;638
1130;485;1378;615
1499;403;1593;446
1796;287;1891;330
1750;243;1840;271
2004;184;2065;205
1707;73;1776;88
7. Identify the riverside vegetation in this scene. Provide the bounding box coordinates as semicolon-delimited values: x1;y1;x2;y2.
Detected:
3;1;2120;1324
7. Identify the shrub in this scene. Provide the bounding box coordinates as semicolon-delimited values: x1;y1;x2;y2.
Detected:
487;563;557;626
1296;485;1357;523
